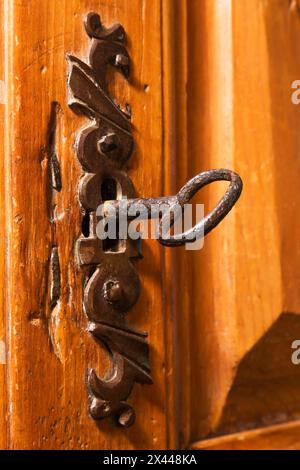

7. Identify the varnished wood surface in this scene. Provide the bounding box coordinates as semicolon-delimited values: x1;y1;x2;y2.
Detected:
166;0;191;449
0;0;7;450
2;0;176;450
2;0;300;451
190;419;300;450
185;0;240;442
161;0;178;450
183;0;300;448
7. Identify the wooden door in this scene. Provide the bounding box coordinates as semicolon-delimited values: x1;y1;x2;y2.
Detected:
184;0;300;451
1;0;300;451
0;0;178;450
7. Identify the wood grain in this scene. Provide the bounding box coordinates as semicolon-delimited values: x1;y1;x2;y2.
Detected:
177;0;237;444
3;0;300;451
161;0;177;450
0;0;7;450
190;419;300;450
161;0;193;450
3;0;175;449
185;0;300;447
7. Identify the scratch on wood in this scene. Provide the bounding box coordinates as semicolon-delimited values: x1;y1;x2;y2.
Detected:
50;246;61;309
43;101;63;361
48;247;63;362
47;101;62;192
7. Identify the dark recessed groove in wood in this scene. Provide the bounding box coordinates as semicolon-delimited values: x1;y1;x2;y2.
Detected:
50;246;61;310
47;101;62;193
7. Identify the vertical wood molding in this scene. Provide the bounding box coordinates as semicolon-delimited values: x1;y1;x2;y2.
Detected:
0;0;8;450
170;0;192;449
161;0;184;450
176;0;238;443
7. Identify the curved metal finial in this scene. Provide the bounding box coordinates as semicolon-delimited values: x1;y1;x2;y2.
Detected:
84;12;126;43
158;169;243;246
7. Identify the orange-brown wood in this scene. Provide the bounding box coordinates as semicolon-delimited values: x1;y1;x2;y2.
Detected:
0;0;7;450
173;0;193;450
3;0;300;451
185;0;240;442
190;420;300;450
161;0;178;450
2;0;176;450
182;0;300;449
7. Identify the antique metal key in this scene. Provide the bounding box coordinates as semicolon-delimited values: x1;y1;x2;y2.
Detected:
102;168;242;247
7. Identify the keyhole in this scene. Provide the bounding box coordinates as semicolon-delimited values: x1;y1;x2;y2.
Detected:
101;178;122;253
101;177;117;201
81;210;90;238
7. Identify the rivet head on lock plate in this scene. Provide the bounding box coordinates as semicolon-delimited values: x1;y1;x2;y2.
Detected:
98;133;119;154
103;280;123;304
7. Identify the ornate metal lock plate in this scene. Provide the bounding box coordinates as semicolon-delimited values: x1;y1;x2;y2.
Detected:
67;12;242;427
67;12;150;428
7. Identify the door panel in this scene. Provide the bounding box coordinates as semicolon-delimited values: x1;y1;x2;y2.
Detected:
183;0;300;449
1;0;176;450
1;0;300;451
0;0;7;450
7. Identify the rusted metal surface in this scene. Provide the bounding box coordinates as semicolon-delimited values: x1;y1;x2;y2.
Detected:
67;12;149;427
158;169;242;246
103;169;243;246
